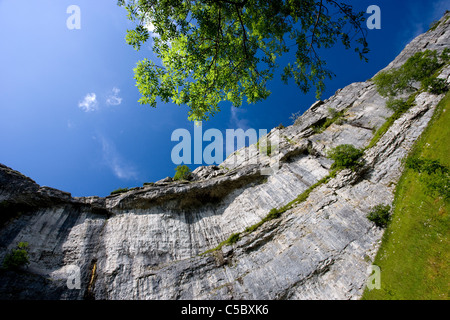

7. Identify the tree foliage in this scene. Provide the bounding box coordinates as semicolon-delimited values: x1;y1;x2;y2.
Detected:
374;49;449;100
422;77;449;95
118;0;369;121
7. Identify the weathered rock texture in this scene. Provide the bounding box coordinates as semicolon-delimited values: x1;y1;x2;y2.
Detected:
1;12;449;300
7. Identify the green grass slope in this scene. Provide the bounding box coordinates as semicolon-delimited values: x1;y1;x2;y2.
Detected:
362;92;450;300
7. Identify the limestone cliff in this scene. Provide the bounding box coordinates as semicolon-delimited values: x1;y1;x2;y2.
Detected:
1;12;449;300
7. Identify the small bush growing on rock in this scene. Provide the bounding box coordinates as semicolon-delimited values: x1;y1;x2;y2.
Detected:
367;204;391;228
327;144;364;171
422;77;448;95
173;165;192;181
440;48;450;62
2;242;30;270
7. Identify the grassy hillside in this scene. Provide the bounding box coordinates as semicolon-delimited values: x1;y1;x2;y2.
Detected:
362;91;450;300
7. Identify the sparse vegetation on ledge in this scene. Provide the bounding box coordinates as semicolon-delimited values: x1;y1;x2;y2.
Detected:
312;107;346;133
110;187;129;195
202;233;241;255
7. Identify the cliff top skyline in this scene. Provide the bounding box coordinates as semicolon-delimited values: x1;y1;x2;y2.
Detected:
0;0;448;197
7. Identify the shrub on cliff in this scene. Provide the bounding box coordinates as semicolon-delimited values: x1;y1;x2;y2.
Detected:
422;77;448;95
327;144;364;171
367;204;391;228
374;50;448;99
2;242;30;270
173;165;192;181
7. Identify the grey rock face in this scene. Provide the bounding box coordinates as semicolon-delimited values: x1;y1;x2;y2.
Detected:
0;12;449;300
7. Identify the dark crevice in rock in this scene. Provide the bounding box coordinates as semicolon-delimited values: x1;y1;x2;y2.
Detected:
347;121;375;131
241;220;282;254
277;258;336;300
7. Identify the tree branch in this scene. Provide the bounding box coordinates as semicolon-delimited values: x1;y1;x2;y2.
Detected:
308;0;323;57
326;0;368;47
235;4;249;59
213;0;248;8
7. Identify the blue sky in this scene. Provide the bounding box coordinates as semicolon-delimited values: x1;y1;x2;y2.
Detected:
0;0;448;197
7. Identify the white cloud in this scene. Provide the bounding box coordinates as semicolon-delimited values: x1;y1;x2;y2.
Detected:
144;19;159;38
144;19;171;51
98;136;138;180
145;21;155;35
230;106;250;130
106;87;123;106
78;93;98;112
